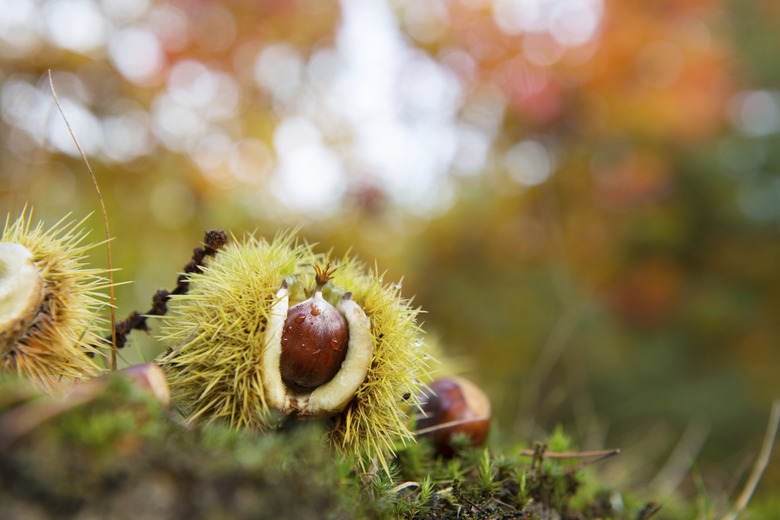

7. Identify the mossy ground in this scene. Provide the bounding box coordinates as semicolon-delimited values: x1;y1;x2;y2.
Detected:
0;375;682;520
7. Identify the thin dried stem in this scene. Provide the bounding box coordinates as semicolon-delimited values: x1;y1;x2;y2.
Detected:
561;449;621;475
517;447;621;459
721;399;780;520
650;421;710;495
413;416;489;436
389;481;420;493
48;69;118;371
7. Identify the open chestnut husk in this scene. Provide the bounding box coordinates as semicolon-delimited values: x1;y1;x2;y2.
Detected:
415;376;491;457
262;265;375;418
159;234;435;469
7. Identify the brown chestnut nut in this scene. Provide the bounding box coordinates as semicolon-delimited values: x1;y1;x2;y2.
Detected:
280;291;349;388
415;376;491;457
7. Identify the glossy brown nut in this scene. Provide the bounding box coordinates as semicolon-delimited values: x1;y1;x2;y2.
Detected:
416;376;491;457
280;293;349;388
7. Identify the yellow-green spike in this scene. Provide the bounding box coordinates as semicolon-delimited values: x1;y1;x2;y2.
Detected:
157;229;437;470
1;209;109;391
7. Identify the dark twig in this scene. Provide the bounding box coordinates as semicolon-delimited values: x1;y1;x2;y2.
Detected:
636;502;662;520
107;230;228;349
561;449;621;475
451;479;490;518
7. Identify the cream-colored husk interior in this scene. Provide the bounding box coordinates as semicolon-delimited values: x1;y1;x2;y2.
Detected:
261;287;374;418
0;242;43;350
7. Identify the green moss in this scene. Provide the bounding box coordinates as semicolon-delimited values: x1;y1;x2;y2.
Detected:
0;375;370;519
0;375;672;519
387;434;664;519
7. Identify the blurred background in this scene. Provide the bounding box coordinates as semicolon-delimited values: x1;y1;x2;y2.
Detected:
1;0;779;511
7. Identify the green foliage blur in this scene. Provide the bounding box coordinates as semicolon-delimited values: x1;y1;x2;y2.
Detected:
1;0;778;510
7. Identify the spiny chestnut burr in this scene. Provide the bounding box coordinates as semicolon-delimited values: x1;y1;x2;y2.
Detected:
279;264;349;389
1;210;106;390
159;231;433;469
416;376;491;457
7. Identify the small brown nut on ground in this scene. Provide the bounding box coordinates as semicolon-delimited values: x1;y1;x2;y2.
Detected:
120;363;171;405
416;376;491;457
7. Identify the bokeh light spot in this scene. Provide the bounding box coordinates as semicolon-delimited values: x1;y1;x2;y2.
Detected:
148;4;189;52
736;177;780;221
165;61;239;120
43;0;107;54
0;0;43;56
492;0;545;35
109;27;164;85
506;139;554;186
229;138;274;185
403;1;449;44
548;0;603;47
101;0;150;21
492;0;602;47
272;144;345;216
728;90;780;137
47;97;103;157
273;116;323;155
439;48;477;85
192;131;233;179
523;32;566;67
254;44;304;101
151;94;207;152
168;61;216;109
102;110;154;163
452;124;491;176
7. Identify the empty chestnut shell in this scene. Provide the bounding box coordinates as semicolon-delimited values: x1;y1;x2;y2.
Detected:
415;376;491;457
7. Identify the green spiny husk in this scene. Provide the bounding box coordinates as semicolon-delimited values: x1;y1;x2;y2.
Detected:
1;209;108;390
158;230;311;429
158;230;437;470
323;253;433;471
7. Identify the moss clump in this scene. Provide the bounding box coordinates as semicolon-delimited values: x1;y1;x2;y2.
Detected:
0;374;668;519
384;430;662;519
0;375;369;519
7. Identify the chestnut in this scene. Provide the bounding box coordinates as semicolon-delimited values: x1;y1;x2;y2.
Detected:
415;376;491;457
262;264;375;418
280;291;349;388
119;363;171;405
